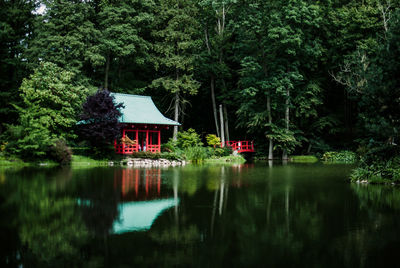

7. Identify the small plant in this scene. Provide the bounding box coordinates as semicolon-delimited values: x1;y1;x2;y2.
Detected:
206;134;221;147
183;146;208;162
161;139;178;152
50;139;72;165
322;151;356;163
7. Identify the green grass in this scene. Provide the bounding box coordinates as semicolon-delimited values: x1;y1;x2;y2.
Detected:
204;155;246;163
0;156;28;166
0;156;59;167
290;155;318;163
71;155;110;166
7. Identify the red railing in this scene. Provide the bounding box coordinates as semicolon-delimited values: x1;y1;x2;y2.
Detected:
115;143;160;154
222;140;255;153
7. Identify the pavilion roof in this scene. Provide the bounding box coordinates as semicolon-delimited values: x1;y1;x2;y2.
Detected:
112;93;180;126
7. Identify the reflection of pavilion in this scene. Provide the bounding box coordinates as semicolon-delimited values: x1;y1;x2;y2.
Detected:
114;168;165;201
112;168;179;233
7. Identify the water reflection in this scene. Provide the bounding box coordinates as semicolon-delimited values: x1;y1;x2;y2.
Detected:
2;164;400;267
112;168;179;233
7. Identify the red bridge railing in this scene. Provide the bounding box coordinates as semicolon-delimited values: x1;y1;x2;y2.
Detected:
221;140;255;153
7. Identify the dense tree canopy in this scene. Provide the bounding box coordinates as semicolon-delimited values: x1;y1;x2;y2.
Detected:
1;0;400;159
5;62;87;159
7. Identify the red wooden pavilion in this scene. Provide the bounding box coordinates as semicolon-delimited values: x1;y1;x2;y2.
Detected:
112;93;180;154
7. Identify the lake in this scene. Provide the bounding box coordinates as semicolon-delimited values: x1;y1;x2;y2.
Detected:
1;162;400;267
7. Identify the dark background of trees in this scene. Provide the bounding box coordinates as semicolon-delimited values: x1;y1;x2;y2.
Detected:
1;0;399;157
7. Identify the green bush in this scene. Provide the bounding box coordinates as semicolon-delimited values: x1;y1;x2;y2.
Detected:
160;152;183;161
177;128;203;149
161;139;177;152
350;157;400;184
322;151;356;163
183;146;208;162
206;134;221;147
207;147;231;158
50;139;72;165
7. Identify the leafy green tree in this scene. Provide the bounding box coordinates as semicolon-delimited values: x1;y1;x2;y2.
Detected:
151;0;201;140
95;0;155;90
0;0;36;128
198;0;236;138
26;0;100;75
6;62;88;159
235;0;323;158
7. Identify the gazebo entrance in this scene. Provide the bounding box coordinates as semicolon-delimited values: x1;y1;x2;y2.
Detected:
115;124;164;154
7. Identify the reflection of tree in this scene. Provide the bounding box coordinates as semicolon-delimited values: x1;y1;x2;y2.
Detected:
146;225;200;266
336;184;400;267
67;168;120;236
6;169;89;267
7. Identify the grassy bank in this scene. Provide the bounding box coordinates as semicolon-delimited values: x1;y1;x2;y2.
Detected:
204;155;246;163
0;156;59;167
71;155;111;166
290;155;318;163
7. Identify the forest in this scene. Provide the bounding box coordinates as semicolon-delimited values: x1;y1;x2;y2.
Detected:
1;0;400;181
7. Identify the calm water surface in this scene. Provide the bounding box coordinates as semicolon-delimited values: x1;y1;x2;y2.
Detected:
1;163;400;267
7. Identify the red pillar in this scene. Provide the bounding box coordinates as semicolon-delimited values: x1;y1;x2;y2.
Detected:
146;130;149;152
158;130;161;152
122;128;126;154
135;130;139;152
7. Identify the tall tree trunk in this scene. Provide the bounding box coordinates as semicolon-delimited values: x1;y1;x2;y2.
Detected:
211;75;220;137
223;105;230;142
104;52;110;90
267;96;273;160
204;28;220;137
219;104;225;145
282;88;290;160
173;91;179;141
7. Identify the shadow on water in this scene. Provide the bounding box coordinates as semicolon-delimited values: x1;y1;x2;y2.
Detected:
1;163;400;267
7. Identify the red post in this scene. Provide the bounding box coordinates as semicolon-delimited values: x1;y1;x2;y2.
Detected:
150;132;153;145
135;130;139;152
158;130;161;152
122;129;126;154
146;130;149;152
